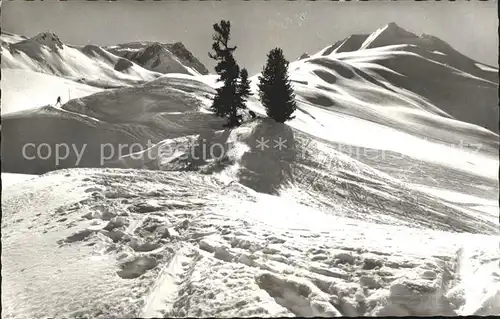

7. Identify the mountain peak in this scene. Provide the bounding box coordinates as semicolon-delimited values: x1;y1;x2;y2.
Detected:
147;42;165;52
385;22;402;30
166;42;209;75
31;31;64;50
360;22;418;49
381;22;417;38
106;41;209;75
141;43;166;58
297;53;310;61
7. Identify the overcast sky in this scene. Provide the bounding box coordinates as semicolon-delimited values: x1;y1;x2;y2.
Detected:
2;0;497;74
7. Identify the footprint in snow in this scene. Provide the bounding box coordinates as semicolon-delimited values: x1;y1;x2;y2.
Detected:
117;256;158;279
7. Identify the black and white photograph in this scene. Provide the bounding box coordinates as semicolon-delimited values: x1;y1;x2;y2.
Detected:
1;0;499;317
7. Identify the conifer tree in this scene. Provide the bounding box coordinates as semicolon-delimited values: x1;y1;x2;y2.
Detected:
236;68;251;110
257;48;297;123
208;20;242;127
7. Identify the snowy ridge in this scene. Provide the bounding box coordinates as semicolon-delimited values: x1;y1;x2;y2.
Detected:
360;24;391;50
333;34;370;54
1;74;225;174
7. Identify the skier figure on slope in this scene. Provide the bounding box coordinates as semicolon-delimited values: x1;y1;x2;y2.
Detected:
55;96;62;107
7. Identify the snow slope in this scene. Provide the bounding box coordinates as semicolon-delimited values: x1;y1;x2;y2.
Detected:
1;74;225;174
1;69;103;114
2;169;499;318
107;117;496;230
306;23;498;133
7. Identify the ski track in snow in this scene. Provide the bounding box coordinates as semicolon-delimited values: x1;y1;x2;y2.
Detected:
141;244;200;318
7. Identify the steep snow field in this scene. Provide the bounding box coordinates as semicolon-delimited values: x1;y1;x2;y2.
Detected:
2;23;499;317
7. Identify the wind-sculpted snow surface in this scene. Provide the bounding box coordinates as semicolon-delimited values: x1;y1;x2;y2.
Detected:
2;169;499;318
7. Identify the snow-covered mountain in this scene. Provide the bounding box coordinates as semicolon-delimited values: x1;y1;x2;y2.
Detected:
2;23;499;318
0;31;162;88
297;52;310;61
0;31;209;90
106;41;209;75
293;22;499;134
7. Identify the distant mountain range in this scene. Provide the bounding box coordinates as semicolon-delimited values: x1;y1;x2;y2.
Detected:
1;31;208;88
